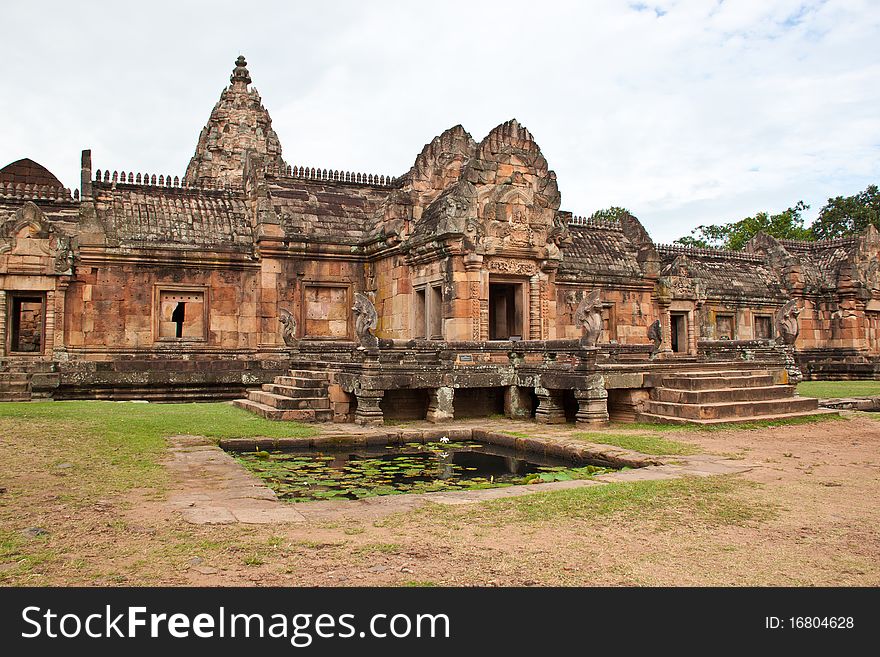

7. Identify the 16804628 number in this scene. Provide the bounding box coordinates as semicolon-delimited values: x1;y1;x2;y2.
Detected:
790;617;854;629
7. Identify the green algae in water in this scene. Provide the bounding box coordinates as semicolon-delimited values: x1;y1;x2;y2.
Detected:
231;441;615;502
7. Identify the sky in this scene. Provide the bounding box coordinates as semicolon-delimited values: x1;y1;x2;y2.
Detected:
1;0;878;242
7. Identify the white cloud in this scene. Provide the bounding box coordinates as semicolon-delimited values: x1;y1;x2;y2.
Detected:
1;0;878;242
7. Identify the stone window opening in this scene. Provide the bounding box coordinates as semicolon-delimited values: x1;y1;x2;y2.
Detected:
158;289;206;341
414;288;426;338
715;314;735;340
8;294;45;354
429;284;443;339
489;281;524;340
754;315;773;340
413;282;443;340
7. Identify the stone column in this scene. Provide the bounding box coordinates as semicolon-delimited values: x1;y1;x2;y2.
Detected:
354;389;385;426
51;281;69;358
504;385;532;419
659;306;673;354
426;386;455;423
529;274;541;340
575;374;609;426
464;254;486;341
43;290;55;356
0;290;6;357
534;386;566;424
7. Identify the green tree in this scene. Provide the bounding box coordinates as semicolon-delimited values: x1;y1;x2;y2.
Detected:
810;184;880;240
675;201;813;250
587;206;631;222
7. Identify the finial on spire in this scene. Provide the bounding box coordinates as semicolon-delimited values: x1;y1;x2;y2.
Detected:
230;55;251;87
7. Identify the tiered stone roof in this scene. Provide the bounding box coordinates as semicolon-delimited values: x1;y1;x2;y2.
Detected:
558;221;643;282
92;178;252;251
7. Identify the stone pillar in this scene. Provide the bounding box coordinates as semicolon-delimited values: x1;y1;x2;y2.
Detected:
0;290;6;357
464;254;487;341
504;385;532;419
43;290;55;355
534;386;566;424
575;374;609;426
51;281;69;358
659;306;673;354
529;274;541;340
354;389;385;426
426;386;455;423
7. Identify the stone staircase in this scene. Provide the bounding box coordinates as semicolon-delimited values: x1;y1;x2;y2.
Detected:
0;371;30;401
233;368;333;422
0;359;59;401
636;369;836;425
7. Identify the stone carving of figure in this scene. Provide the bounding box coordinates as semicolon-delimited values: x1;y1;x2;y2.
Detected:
775;299;800;346
574;288;603;347
352;292;379;350
52;234;75;274
278;308;297;347
647;319;662;354
545;214;570;260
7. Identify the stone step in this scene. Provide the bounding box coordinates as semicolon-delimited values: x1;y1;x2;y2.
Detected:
0;379;28;392
232;399;332;422
660;374;776;390
287;369;330;379
249;390;330;410
634;407;838;426
0;392;32;401
671;369;771;378
262;383;331;400
652;385;796;405
0;373;30;384
273;376;328;388
642;396;819;421
0;361;55;373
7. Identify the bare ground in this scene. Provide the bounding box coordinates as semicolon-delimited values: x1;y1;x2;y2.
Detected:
2;413;878;586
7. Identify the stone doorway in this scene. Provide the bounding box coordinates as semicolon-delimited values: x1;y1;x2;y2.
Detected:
8;294;45;354
670;312;688;353
489;281;524;340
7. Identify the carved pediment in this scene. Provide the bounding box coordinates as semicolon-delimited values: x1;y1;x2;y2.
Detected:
0;201;75;274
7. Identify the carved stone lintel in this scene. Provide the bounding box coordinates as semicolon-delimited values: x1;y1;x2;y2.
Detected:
574;375;609;426
354;389;384;426
534;386;566;424
426;387;455;423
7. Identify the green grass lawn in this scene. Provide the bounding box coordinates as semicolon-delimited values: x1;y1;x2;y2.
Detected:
419;475;774;527
0;401;316;499
798;380;880;399
572;432;700;455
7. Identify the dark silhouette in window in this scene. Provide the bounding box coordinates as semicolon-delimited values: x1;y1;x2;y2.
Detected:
171;302;186;338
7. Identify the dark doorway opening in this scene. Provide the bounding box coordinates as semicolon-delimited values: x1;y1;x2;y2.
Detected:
671;313;687;353
489;282;523;340
9;295;44;353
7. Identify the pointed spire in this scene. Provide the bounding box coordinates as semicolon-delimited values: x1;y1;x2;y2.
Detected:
230;55;251;89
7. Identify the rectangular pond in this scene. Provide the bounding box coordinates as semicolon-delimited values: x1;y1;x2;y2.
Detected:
229;439;621;502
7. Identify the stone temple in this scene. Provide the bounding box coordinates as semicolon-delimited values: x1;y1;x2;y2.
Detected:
1;56;877;425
